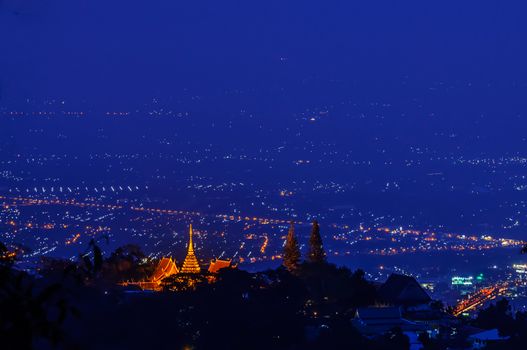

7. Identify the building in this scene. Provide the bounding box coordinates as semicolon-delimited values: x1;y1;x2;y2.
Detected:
180;224;201;274
208;258;233;273
378;274;431;306
122;224;233;291
468;329;509;349
130;257;179;290
151;257;179;282
352;306;428;335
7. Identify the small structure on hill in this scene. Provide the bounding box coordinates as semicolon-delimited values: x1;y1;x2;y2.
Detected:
353;306;428;336
208;258;234;273
121;225;233;291
468;328;509;349
151;257;179;281
378;274;431;306
180;224;201;274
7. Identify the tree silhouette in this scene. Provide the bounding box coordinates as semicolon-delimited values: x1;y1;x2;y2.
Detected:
283;221;301;271
308;220;326;263
474;298;515;336
105;244;154;282
79;239;104;282
380;327;410;350
1;242;70;349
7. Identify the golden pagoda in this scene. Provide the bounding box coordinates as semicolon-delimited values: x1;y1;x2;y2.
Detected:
180;224;201;274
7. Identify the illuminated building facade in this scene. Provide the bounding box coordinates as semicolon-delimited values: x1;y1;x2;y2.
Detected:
451;276;474;286
513;264;527;274
152;257;179;281
208;258;233;273
180;224;201;274
121;224;233;291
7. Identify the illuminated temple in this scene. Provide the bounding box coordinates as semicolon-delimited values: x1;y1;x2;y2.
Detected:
180;224;201;274
122;225;233;291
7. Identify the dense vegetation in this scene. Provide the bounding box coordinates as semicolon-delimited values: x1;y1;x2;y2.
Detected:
1;239;392;349
3;237;526;349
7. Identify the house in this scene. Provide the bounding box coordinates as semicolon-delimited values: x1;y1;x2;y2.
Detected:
378;274;431;306
468;329;509;349
352;306;428;336
208;258;233;273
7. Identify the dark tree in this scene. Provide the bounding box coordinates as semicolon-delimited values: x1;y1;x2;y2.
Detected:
1;242;71;349
474;298;515;336
283;221;301;271
307;316;369;349
79;239;104;281
104;244;155;282
418;332;442;350
308;220;326;263
298;263;376;312
379;327;410;350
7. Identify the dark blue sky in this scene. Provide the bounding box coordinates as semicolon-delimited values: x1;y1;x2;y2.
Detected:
2;1;527;255
1;0;527;103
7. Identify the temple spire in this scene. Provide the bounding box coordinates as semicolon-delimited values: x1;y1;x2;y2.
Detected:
188;224;195;253
180;224;201;274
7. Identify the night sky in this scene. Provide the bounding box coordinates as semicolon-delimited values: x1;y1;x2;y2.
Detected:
2;1;527;263
2;1;527;102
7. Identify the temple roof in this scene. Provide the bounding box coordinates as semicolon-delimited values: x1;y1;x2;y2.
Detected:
151;257;179;282
378;273;431;305
208;259;232;273
353;306;428;335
